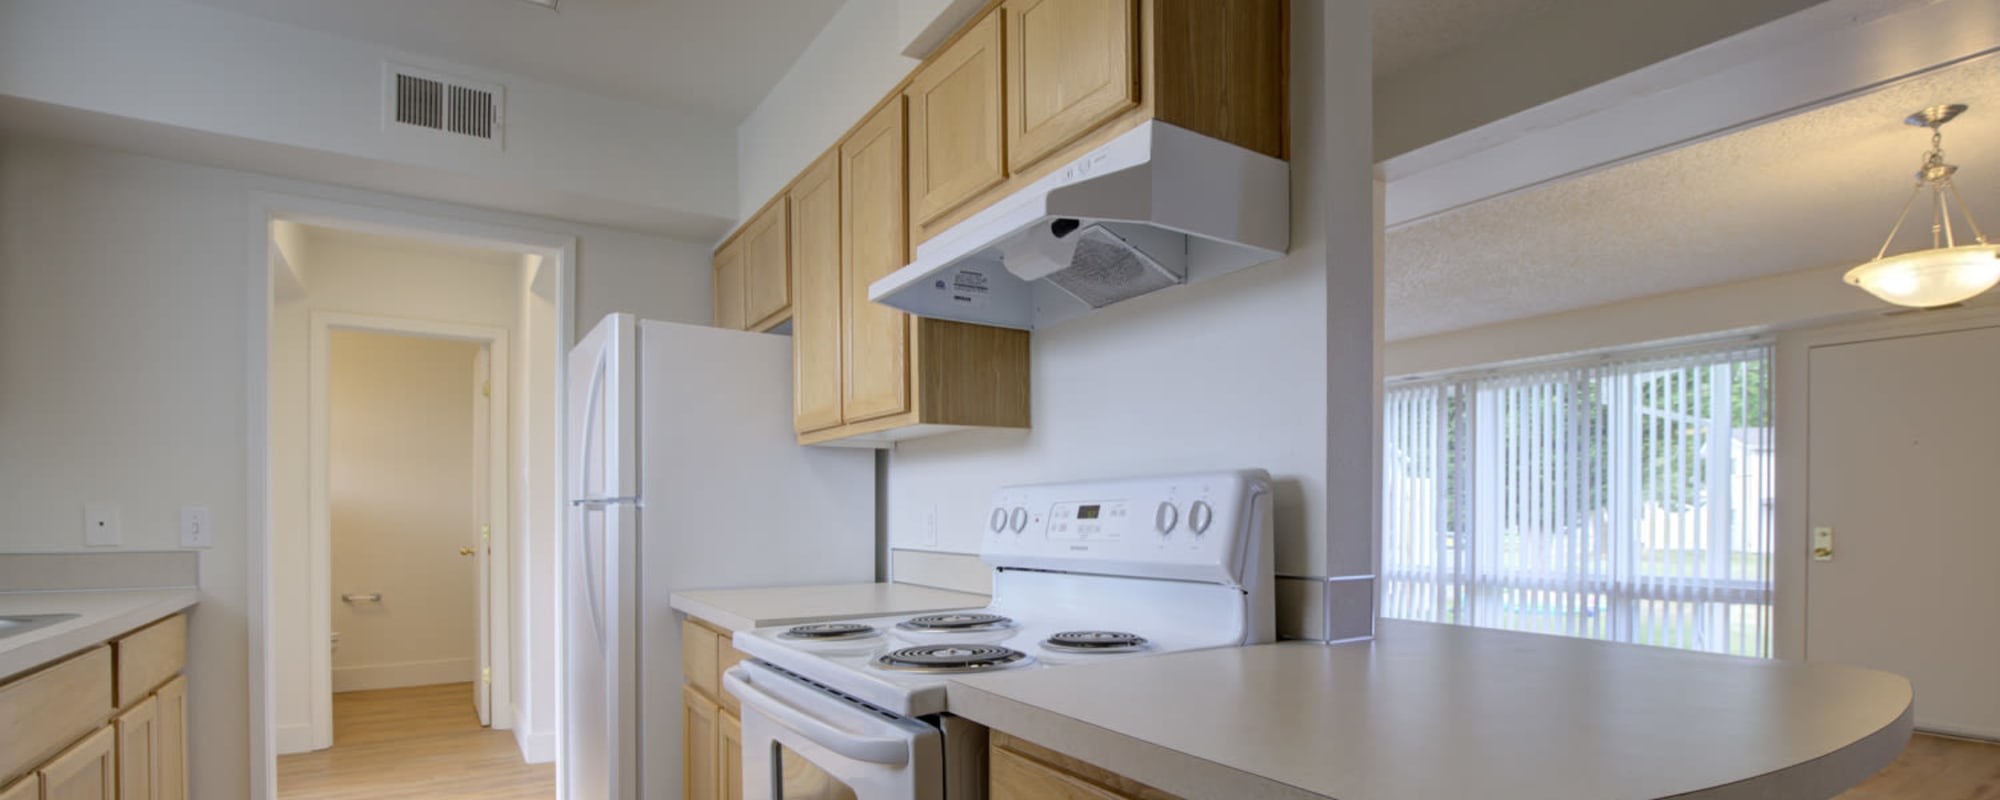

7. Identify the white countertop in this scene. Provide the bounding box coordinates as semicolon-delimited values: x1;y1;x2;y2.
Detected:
948;620;1914;800
669;582;988;632
0;589;199;680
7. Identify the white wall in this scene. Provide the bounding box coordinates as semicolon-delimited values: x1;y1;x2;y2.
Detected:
0;134;710;799
512;255;560;762
327;331;481;692
0;0;738;236
734;0;919;224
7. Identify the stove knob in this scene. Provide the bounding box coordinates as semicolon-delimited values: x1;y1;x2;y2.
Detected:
989;508;1008;534
1008;506;1029;533
1188;500;1214;535
1154;501;1179;534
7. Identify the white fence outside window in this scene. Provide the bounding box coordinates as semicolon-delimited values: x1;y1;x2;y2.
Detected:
1382;343;1775;657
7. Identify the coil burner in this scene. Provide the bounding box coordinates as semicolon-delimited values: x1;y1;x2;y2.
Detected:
1042;631;1150;654
779;622;879;641
873;644;1028;673
894;612;1014;633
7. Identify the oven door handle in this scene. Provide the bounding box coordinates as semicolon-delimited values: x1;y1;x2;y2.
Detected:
723;667;914;766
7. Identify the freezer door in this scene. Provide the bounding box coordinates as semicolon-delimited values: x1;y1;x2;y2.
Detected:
564;313;640;800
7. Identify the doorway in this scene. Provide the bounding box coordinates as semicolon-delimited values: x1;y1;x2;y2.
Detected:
253;202;571;799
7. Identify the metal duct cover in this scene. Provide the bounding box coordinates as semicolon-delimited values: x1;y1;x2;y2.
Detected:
385;63;503;148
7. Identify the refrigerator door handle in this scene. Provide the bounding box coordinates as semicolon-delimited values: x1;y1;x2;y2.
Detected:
577;354;611;651
571;496;642;509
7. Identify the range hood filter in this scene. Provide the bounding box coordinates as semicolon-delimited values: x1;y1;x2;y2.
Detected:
1043;225;1184;309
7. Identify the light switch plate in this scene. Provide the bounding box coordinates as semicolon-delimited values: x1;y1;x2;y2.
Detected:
1812;526;1834;561
83;503;122;547
180;506;213;548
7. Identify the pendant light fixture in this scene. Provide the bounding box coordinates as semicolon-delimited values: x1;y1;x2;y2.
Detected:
1844;104;2000;308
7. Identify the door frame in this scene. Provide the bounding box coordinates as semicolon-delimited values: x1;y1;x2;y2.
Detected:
1771;301;2000;661
307;311;510;748
246;192;577;800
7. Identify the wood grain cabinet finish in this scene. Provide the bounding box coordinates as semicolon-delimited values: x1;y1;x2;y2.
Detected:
0;645;114;785
152;677;185;800
743;200;793;330
990;733;1182;800
40;725;117;800
682;685;720;800
681;618;722;700
718;710;743;800
790;152;845;434
839;99;915;426
112;615;185;711
1004;0;1138;173
113;696;157;800
907;10;1007;239
0;773;37;800
712;240;747;331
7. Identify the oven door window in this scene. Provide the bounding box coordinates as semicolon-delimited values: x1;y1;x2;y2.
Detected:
779;744;860;800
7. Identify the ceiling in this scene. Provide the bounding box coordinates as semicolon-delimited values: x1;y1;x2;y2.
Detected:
175;0;844;120
1385;53;2000;341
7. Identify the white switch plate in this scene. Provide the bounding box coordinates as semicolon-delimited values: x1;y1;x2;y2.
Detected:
83;503;122;547
180;506;213;548
1812;526;1834;561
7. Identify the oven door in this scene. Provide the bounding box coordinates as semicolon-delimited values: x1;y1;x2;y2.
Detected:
725;662;944;800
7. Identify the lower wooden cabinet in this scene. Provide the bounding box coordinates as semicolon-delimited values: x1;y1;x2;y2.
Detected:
683;685;720;800
990;732;1181;800
0;774;39;800
718;710;743;800
153;677;186;800
113;696;157;800
41;725;117;800
682;618;747;800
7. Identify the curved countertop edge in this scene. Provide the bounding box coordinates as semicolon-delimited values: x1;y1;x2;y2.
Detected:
947;622;1917;800
669;582;988;633
0;588;200;681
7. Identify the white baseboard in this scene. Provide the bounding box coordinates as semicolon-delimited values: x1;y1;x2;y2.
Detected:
515;726;557;764
275;723;316;755
333;657;477;693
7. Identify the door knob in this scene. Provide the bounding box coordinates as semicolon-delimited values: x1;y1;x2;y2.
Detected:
459;546;476;557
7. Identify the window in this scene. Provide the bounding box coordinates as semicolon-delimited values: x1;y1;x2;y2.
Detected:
1382;343;1774;656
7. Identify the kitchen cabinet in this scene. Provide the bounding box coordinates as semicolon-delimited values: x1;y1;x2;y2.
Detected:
0;774;36;800
1004;0;1138;173
906;9;1006;244
743;200;792;330
40;725;116;800
113;696;157;800
990;732;1180;800
791;152;845;434
681;617;750;800
153;677;185;800
712;240;747;331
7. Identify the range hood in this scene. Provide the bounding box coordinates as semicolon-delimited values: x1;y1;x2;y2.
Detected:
869;121;1289;330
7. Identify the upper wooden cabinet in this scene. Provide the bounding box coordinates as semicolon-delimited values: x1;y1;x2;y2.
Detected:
790;153;845;434
742;200;792;330
1005;0;1138;173
907;10;1007;240
841;99;915;426
711;240;746;331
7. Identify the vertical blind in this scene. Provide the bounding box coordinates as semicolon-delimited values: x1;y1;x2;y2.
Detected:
1382;343;1775;657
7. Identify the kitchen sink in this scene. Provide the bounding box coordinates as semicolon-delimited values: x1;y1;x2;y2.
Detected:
0;613;79;640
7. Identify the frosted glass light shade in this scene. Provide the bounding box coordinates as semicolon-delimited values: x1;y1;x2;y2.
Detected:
1844;245;2000;307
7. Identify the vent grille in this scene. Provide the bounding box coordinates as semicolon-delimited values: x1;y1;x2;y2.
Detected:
385;64;502;147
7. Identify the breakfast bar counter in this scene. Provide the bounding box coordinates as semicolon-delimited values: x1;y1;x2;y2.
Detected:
947;620;1913;800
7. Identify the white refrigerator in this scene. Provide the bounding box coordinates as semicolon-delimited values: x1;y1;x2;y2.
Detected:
564;314;876;800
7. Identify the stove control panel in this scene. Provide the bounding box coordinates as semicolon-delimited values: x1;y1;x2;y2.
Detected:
982;469;1271;585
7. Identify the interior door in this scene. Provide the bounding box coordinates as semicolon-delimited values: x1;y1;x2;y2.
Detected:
1806;324;2000;738
564;314;640;800
471;345;492;727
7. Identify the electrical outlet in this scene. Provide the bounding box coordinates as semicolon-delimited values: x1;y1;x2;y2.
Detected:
83;503;121;547
180;506;213;548
923;506;939;547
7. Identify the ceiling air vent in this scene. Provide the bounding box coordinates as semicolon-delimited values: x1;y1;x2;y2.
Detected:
384;64;503;148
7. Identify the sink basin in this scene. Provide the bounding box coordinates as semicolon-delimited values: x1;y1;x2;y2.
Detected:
0;613;79;640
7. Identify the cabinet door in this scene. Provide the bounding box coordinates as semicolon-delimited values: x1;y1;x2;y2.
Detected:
113;696;157;800
0;774;38;800
791;152;845;433
153;677;186;800
682;685;719;800
839;99;912;424
1005;0;1138;172
713;240;747;331
41;726;117;800
718;710;743;800
908;11;1006;229
744;201;792;329
991;745;1127;800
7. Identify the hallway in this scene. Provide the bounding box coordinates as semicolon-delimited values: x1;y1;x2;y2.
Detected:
276;683;554;800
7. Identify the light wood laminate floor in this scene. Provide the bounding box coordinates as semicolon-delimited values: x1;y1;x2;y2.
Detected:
277;683;554;800
1841;734;2000;799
